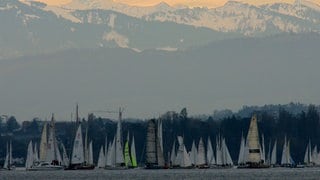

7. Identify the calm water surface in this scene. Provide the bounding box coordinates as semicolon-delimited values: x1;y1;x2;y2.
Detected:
1;168;320;180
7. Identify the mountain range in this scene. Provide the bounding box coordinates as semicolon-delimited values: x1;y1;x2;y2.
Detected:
1;0;320;120
1;0;320;58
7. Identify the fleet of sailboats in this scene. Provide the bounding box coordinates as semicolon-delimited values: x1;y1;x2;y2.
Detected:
17;110;320;171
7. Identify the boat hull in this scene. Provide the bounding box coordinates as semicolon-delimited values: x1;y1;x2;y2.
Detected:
27;166;64;171
238;163;270;169
65;164;95;170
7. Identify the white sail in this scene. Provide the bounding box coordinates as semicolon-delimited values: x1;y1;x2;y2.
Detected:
196;138;206;166
55;138;62;164
84;127;89;164
3;142;9;169
46;123;55;163
271;140;277;165
89;141;93;165
156;120;165;167
61;143;69;166
39;123;47;161
174;136;183;166
9;141;12;167
222;138;233;165
304;140;312;164
104;136;108;166
97;146;105;168
216;136;223;165
71;125;85;164
115;109;124;165
281;136;293;165
106;140;115;166
46;116;61;164
246;115;261;163
182;144;192;167
260;134;265;163
312;146;318;165
33;143;39;162
206;137;215;165
170;141;176;166
280;137;287;165
175;136;192;167
238;135;246;165
190;141;197;165
26;141;34;169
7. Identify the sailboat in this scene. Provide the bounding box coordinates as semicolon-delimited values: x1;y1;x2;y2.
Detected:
123;132;138;168
270;140;278;167
130;134;138;168
65;123;94;170
189;140;197;166
206;137;216;167
196;138;208;168
145;119;166;169
66;105;95;170
173;136;192;168
237;134;247;166
124;132;133;168
304;140;313;166
3;141;14;170
280;136;295;167
27;115;64;171
216;135;233;168
238;114;269;168
169;141;176;167
97;145;105;168
25;140;34;170
105;108;127;169
61;143;70;167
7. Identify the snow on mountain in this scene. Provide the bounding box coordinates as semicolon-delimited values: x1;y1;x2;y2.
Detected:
144;1;320;35
18;0;320;36
62;0;176;17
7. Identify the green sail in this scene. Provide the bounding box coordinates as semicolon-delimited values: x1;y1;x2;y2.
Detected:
124;141;132;167
131;136;137;167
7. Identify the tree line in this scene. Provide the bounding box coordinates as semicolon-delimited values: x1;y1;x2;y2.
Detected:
0;103;319;165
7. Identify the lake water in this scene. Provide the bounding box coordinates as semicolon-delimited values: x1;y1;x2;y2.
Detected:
1;168;320;180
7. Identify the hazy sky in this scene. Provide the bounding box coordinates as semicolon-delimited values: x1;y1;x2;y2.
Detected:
36;0;304;8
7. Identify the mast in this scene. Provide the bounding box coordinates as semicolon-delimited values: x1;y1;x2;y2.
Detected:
84;126;89;164
76;103;79;124
115;107;124;166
